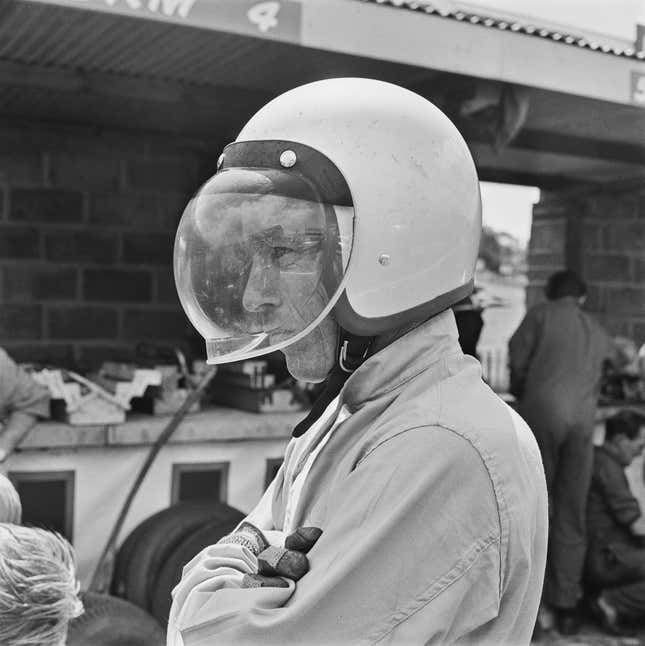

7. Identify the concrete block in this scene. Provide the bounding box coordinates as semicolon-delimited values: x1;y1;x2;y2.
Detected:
45;230;118;264
83;268;152;302
0;152;44;184
158;192;190;230
607;221;645;252
10;188;83;223
529;219;566;253
155;269;178;304
604;288;645;315
526;251;565;268
89;193;159;229
126;157;199;194
584;254;632;283
0;305;43;340
48;306;118;340
48;152;121;191
633;257;645;283
3;265;77;301
584;285;605;312
587;193;639;221
122;232;174;265
0;226;40;259
122;308;188;340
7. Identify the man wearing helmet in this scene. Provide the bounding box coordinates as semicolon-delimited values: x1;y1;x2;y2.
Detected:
168;78;548;645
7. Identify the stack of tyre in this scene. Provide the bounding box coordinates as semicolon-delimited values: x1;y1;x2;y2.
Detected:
67;501;244;645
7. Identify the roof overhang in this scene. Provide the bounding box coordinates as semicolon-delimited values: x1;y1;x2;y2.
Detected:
3;0;644;188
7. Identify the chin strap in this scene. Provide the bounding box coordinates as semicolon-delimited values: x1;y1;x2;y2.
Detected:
291;331;372;438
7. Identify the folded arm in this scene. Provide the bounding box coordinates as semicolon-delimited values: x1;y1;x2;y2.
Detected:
169;426;502;645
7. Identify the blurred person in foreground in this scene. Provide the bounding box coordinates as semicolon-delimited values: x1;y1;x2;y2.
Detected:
167;78;547;645
0;348;50;466
0;472;21;524
509;269;613;635
0;522;83;646
585;410;645;635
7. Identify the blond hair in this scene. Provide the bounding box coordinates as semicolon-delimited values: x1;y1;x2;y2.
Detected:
0;524;83;646
0;474;22;524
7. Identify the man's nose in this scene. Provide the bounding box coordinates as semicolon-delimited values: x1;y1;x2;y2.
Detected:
242;251;281;313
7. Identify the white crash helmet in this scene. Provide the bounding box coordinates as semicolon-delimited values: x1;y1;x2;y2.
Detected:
174;78;482;364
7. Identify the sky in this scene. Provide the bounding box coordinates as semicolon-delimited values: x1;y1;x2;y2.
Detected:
463;0;644;43
480;182;539;245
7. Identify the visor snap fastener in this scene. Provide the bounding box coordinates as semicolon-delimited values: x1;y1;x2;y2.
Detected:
280;150;297;168
378;254;391;266
217;153;225;170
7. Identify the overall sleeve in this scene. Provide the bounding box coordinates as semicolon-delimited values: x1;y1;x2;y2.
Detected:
172;427;502;646
167;471;287;646
0;349;49;419
508;308;541;399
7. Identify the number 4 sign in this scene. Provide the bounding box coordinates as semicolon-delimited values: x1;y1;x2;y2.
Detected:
248;1;281;33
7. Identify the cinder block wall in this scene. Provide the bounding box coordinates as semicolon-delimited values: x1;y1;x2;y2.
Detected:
527;182;645;344
0;121;220;369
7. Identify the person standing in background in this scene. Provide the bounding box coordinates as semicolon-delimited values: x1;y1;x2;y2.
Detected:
509;270;613;635
0;348;50;466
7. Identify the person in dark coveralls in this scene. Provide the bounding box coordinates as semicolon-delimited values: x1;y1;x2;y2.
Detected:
509;270;613;634
452;293;484;358
585;410;645;635
167;78;548;645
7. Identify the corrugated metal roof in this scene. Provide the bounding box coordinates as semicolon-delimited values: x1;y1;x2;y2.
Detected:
358;0;645;60
0;0;427;91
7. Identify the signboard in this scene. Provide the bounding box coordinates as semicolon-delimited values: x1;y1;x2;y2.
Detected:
21;0;302;43
631;70;645;105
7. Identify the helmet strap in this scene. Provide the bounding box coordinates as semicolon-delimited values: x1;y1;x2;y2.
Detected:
291;330;372;438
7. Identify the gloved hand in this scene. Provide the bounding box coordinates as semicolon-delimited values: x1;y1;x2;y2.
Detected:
220;522;322;589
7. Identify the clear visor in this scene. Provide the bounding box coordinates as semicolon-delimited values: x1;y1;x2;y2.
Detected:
174;167;354;364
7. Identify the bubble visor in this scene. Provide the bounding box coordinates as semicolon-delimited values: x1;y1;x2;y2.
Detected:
174;140;355;364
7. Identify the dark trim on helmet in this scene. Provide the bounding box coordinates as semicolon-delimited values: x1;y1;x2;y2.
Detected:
220;140;353;207
333;279;475;336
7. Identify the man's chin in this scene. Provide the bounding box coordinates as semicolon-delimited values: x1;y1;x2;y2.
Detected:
281;321;338;382
283;348;329;383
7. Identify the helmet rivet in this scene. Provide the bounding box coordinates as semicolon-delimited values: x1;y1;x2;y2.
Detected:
217;153;225;170
279;150;297;168
378;254;391;266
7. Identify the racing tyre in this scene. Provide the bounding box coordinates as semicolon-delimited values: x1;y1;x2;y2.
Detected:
150;505;244;625
67;592;165;646
113;501;223;610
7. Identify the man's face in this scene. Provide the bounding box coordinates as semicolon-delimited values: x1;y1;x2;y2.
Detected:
181;171;346;370
614;428;645;466
240;209;338;382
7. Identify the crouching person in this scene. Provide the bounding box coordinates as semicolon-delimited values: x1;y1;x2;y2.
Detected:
0;523;83;646
585;410;645;635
